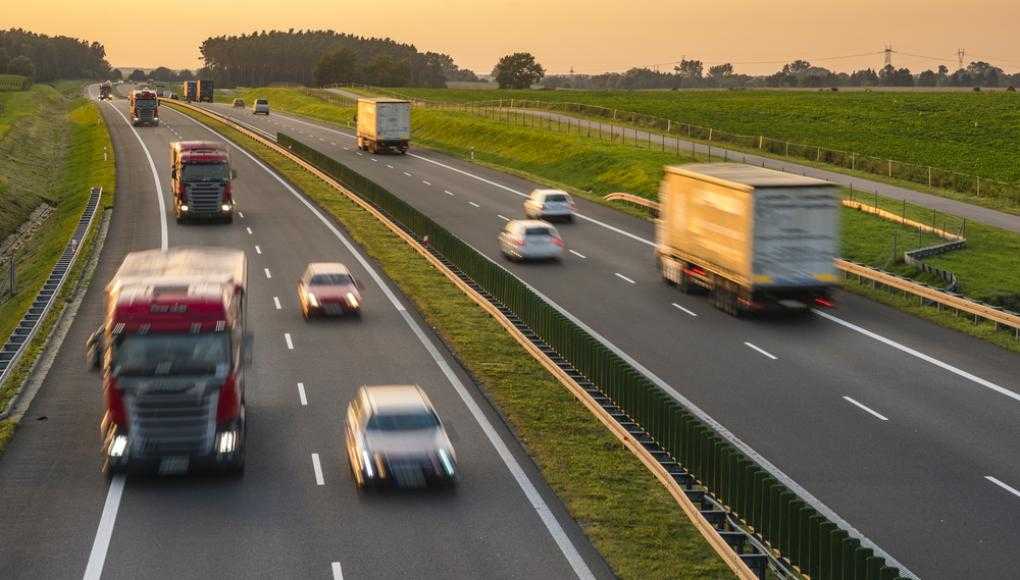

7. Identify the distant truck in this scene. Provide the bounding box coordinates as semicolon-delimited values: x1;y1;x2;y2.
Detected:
99;247;249;476
99;82;112;100
196;79;214;103
356;97;411;154
656;163;840;315
182;80;197;101
170;141;236;223
129;89;159;126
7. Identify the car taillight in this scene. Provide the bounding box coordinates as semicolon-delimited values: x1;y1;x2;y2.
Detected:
552;237;564;247
217;374;240;424
814;296;835;308
105;378;127;427
222;180;233;203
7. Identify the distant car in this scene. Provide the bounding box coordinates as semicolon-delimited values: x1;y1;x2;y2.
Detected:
298;262;363;319
232;98;245;108
524;189;575;222
345;385;458;489
252;99;269;115
499;220;564;262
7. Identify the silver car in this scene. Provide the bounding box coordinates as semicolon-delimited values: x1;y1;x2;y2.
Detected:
345;385;457;489
499;220;564;262
524;189;575;222
252;98;269;115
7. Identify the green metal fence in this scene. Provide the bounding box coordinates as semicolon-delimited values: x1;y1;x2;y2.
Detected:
279;132;910;580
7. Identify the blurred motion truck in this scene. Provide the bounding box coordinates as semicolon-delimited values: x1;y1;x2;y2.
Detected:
356;97;411;154
100;248;249;475
182;80;197;101
170;141;236;223
128;89;159;126
196;79;214;103
98;81;112;100
656;163;840;315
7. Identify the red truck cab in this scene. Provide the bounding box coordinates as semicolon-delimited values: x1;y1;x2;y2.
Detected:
100;248;249;476
171;141;236;224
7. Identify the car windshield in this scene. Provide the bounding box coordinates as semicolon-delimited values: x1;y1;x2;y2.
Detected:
182;163;228;182
256;100;268;105
309;273;352;286
545;194;568;203
525;227;553;237
114;332;230;377
367;410;439;431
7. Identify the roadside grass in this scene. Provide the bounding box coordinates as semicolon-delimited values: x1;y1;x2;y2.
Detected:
0;98;116;425
166;101;735;579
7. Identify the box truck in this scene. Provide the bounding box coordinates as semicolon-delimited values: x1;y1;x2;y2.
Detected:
656;163;840;315
182;80;197;102
196;79;214;103
356;98;411;154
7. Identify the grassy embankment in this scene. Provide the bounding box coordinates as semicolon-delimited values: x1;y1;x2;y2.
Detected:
387;87;1020;213
235;88;1020;351
166;100;734;579
0;85;116;451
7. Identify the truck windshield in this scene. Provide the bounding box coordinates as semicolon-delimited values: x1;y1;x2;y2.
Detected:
182;163;228;182
114;332;231;377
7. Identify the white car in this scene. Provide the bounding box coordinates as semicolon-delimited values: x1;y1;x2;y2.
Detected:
252;99;270;115
499;220;564;262
524;189;575;222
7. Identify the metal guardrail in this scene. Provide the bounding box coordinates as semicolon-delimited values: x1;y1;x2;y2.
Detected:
0;187;101;394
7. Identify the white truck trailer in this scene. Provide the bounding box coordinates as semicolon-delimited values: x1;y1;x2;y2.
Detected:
656;163;840;316
356;98;411;154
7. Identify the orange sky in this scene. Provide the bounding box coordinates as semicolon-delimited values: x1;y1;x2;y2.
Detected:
4;0;1019;75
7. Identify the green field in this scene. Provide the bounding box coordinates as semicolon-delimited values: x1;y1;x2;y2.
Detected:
389;88;1020;187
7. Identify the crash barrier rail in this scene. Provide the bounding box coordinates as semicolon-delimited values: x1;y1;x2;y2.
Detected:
279;133;912;580
0;74;31;92
603;192;660;214
0;187;101;397
371;88;1020;204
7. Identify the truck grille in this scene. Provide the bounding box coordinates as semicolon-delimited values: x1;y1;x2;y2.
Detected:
126;388;216;455
185;183;224;214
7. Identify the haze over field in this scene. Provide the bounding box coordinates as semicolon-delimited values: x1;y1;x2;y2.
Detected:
4;0;1019;74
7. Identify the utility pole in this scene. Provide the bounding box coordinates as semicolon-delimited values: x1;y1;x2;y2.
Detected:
884;44;893;67
957;48;966;70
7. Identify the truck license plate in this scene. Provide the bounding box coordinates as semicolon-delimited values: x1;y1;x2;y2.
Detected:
158;455;190;475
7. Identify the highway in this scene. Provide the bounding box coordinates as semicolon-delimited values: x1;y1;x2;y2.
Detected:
0;87;611;579
200;100;1020;579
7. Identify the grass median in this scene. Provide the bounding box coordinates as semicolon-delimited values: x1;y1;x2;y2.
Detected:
166;100;735;579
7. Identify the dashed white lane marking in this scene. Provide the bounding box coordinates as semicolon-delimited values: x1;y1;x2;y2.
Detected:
986;476;1020;499
331;561;344;580
264;268;272;279
422;180;431;186
403;171;413;177
238;211;245;218
371;158;378;162
330;141;337;146
469;201;480;208
497;214;510;221
297;382;308;406
671;303;698;317
255;245;262;255
744;342;778;360
444;190;455;196
311;453;325;486
273;296;281;310
343;146;350;150
842;396;889;421
246;226;253;235
284;333;294;350
386;164;394;169
569;250;587;259
614;272;635;284
356;152;363;156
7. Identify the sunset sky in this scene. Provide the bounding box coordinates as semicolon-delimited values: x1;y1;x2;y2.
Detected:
4;0;1019;75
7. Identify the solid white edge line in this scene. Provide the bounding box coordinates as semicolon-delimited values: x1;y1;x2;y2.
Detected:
842;396;889;421
171;108;594;580
815;310;1020;404
82;475;125;580
568;250;587;259
273;296;281;310
744;342;778;360
311;453;325;486
613;272;635;284
671;303;698;317
985;476;1020;499
104;102;168;251
297;382;308;406
331;561;344;580
284;333;294;350
264;268;272;279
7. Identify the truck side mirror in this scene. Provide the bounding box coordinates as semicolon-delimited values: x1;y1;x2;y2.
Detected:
243;333;254;367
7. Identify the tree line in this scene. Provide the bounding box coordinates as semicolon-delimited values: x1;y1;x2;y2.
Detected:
196;29;476;88
0;28;111;82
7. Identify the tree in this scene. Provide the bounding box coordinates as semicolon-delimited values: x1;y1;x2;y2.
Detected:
879;64;913;86
107;68;123;81
313;48;357;86
916;69;938;87
937;65;949;86
8;55;35;78
127;68;147;82
674;59;703;87
492;52;545;89
176;69;194;81
849;68;879;86
708;63;733;79
0;47;8;74
149;66;174;82
966;61;1004;87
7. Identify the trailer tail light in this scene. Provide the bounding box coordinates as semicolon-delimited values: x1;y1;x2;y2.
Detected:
104;379;127;427
216;374;240;424
814;296;835;308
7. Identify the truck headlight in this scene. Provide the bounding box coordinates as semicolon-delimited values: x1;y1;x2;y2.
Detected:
221;204;232;212
180;204;189;212
109;435;129;458
345;292;359;309
216;430;238;454
361;449;375;478
306;292;319;308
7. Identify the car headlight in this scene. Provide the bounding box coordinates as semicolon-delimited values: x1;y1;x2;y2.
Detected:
221;203;232;212
437;448;455;476
361;449;375;478
345;292;359;309
306;292;318;307
180;204;189;212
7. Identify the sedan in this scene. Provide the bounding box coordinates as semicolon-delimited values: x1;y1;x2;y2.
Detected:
345;385;458;489
298;262;363;319
499;220;564;262
232;98;245;108
524;189;575;222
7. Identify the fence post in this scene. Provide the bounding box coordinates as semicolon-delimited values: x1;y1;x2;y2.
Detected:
928;166;933;187
785;142;790;156
759;135;764;149
851;152;856;171
666;119;671;132
708;128;713;141
888;159;893;177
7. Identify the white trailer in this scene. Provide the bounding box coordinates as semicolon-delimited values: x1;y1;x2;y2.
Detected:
356;98;411;154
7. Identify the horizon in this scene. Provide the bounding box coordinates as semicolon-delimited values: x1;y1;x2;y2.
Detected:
4;0;1019;76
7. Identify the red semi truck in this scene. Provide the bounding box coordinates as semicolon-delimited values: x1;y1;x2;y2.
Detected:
129;89;159;126
171;141;236;223
100;247;249;476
